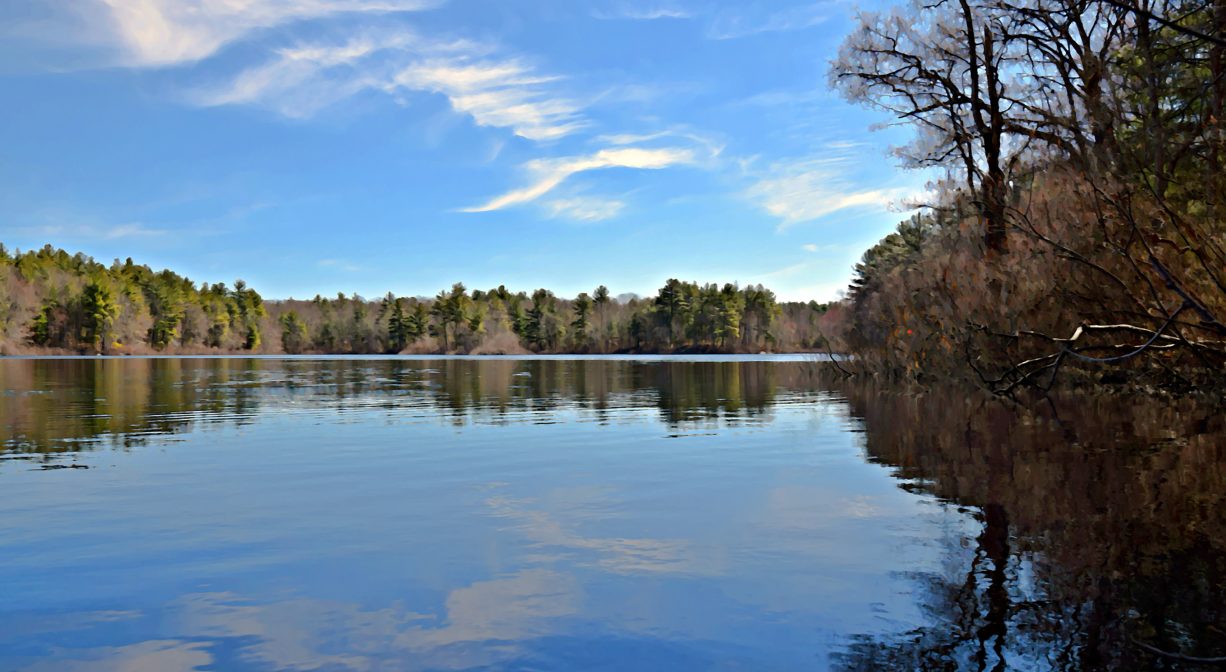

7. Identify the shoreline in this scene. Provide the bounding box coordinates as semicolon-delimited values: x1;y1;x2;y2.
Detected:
0;352;843;361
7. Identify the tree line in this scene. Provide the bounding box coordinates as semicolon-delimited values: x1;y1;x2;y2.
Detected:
0;244;836;355
822;0;1226;392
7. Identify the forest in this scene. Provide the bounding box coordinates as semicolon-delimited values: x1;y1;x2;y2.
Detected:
0;243;837;355
821;0;1226;393
7;0;1223;387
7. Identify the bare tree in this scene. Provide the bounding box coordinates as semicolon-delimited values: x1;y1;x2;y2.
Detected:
832;0;1012;251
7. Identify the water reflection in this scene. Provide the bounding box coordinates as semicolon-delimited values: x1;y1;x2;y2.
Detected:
1;358;821;458
1;358;1223;670
832;385;1226;670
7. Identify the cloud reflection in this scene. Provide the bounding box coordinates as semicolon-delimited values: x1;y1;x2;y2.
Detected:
21;639;211;672
485;493;718;576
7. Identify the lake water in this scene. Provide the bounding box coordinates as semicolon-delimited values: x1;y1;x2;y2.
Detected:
1;357;1223;670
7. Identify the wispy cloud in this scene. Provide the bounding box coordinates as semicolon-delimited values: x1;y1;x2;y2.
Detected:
707;4;831;40
593;128;724;156
464;146;698;213
745;156;916;230
544;196;626;222
801;242;849;253
592;4;693;20
317;258;365;272
745;263;850;301
753;260;814;280
9;221;167;241
392;58;584;141
780;281;848;302
191;39;388;117
590;1;831;39
103;222;166;239
594;131;674;145
191;31;584;140
25;3;584;141
95;0;440;67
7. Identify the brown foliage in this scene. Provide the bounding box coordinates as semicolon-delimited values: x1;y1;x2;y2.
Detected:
829;0;1226;392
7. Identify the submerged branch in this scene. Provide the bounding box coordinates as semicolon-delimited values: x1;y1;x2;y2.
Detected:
1132;638;1226;665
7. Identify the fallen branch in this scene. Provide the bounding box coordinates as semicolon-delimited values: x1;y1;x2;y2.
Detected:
825;346;856;378
815;330;855;378
1055;302;1187;363
1132;638;1226;665
970;299;1226;394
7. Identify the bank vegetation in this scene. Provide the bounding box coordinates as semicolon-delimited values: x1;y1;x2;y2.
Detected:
822;0;1226;394
0;244;839;356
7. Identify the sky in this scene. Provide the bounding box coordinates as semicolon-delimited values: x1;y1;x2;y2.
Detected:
0;0;924;302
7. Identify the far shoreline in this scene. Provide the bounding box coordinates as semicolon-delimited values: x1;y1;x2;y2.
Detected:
0;352;844;361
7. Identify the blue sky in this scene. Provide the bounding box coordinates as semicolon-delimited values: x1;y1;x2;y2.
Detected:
0;0;923;302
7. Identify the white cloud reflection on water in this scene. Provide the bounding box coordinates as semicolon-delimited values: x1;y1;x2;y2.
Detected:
0;359;963;670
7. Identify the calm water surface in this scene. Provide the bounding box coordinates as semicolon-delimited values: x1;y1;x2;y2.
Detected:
0;357;1222;670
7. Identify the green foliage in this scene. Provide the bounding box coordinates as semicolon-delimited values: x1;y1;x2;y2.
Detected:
571;292;592;347
1;243;818;354
523;289;555;350
1;245;255;353
147;280;185;350
715;283;745;346
80;280;118;351
280;311;309;354
387;299;412;352
409;303;429;343
467;303;486;336
230;279;265;351
29;301;56;346
849;214;934;302
654;278;691;346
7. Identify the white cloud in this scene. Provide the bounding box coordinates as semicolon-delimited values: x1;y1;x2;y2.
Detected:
9;221;167;241
97;0;439;67
34;2;586;141
594;131;674;145
707;4;830;40
317;258;365;272
104;222;166;239
592;128;724;157
744;263;850;301
27;3;680;145
745;157;916;230
544;196;626;222
191;41;382;116
754;260;813;281
592;4;693;20
191;32;584;140
779;281;848;302
464;146;697;213
393;59;584;140
801;242;849;254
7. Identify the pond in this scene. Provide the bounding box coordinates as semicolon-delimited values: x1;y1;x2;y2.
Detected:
0;357;1222;670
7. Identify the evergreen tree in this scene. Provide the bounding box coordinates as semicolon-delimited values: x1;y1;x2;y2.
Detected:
572;292;592;348
80;280;118;352
280;311;309;354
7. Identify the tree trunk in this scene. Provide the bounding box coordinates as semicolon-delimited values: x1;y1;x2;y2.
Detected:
1208;0;1226;220
982;23;1008;253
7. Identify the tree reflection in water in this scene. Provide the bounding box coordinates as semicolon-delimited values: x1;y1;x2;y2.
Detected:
0;358;820;457
833;383;1226;671
2;358;1223;669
